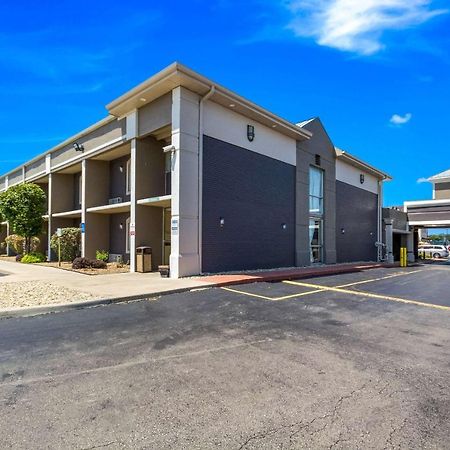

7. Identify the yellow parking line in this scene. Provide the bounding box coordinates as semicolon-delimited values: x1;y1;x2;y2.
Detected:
336;269;423;288
283;280;450;311
221;286;327;301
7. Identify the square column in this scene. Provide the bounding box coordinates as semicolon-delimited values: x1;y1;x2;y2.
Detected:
170;87;201;278
384;218;394;264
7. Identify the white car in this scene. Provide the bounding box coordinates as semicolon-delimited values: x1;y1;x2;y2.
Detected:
418;244;449;259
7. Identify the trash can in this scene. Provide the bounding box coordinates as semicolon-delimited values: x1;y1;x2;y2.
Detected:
136;246;152;273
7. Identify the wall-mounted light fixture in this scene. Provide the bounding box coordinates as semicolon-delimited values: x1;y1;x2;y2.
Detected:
360;174;365;184
247;124;255;142
73;142;84;153
119;165;124;173
281;223;287;230
119;223;124;230
219;217;225;227
341;228;345;234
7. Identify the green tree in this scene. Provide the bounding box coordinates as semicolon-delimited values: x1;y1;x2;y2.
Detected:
0;183;46;254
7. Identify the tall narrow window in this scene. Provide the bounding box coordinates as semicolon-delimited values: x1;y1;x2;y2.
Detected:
309;166;324;263
165;152;172;195
126;159;131;196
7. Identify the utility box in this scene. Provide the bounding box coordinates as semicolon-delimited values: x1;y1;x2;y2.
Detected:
136;246;152;273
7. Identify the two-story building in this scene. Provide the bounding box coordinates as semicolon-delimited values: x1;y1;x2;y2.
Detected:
0;63;390;277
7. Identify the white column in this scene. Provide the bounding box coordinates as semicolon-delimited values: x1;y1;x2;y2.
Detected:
129;138;137;272
384;218;394;264
170;87;201;278
81;160;87;257
47;173;53;261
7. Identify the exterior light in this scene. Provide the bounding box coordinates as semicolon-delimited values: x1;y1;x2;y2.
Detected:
360;174;365;184
229;103;236;108
120;223;123;230
272;124;277;128
73;142;84;153
119;165;124;173
341;228;345;234
219;217;225;227
281;223;287;230
247;124;255;142
140;97;147;102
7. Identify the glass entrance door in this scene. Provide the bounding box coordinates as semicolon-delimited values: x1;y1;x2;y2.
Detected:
309;218;323;264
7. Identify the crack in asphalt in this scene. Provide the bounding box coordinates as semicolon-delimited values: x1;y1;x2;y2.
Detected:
238;383;368;449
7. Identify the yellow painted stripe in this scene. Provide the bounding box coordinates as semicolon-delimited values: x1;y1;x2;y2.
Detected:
283;280;450;311
336;269;423;288
221;286;327;301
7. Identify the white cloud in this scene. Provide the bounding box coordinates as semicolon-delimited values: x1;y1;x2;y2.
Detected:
417;177;429;183
286;0;448;55
390;112;412;125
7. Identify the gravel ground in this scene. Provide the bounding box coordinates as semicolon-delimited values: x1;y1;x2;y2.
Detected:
0;281;96;309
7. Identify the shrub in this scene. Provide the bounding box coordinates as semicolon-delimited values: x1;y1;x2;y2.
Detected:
50;228;81;261
0;241;5;254
96;250;109;263
72;257;107;270
21;252;46;264
5;235;40;255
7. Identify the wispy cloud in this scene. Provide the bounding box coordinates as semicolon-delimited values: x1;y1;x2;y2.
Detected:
285;0;448;55
390;112;412;125
417;177;429;183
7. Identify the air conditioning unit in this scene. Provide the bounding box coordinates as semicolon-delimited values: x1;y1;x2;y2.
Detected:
109;197;123;205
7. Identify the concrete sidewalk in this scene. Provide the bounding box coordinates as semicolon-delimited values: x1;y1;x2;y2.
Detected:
0;260;211;299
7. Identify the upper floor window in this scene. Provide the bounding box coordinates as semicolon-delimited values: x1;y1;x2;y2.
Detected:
309;166;324;215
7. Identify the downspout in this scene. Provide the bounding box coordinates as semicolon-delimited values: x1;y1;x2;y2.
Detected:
198;85;216;274
377;179;383;261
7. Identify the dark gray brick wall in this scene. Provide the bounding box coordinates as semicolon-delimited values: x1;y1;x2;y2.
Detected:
336;181;378;263
202;135;295;273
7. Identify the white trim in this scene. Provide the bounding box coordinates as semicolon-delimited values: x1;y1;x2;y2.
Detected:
86;202;131;213
404;198;450;211
25;170;47;183
81;160;87;258
137;195;171;207
408;220;450;226
52;209;82;218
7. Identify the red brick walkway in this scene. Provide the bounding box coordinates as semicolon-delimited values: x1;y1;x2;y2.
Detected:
197;262;397;287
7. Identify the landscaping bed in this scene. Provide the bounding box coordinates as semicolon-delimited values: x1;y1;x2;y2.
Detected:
0;281;96;309
38;261;130;275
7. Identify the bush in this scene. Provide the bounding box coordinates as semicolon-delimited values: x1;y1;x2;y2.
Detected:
50;228;81;261
96;250;109;262
72;257;107;270
5;235;40;255
21;252;46;264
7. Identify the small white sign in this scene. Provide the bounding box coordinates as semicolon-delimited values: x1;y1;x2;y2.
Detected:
171;218;179;235
56;228;62;237
130;223;136;236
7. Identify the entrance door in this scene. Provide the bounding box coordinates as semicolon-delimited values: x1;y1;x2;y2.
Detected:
309;218;323;263
163;208;171;265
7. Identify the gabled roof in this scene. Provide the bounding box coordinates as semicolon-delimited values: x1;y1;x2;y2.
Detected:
428;169;450;183
335;147;392;181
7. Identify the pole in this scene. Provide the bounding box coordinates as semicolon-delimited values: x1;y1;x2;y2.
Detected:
58;236;61;267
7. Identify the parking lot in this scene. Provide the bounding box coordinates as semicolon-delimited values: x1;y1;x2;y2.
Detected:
1;265;450;449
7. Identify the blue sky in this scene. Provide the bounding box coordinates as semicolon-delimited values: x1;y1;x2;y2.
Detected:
1;0;449;206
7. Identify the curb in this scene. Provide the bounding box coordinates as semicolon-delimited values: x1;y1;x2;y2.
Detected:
0;284;216;319
203;263;399;287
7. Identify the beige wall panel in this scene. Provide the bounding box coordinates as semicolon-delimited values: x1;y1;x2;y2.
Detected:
138;93;172;137
135;205;163;270
135;138;165;200
8;169;23;186
51;119;126;168
25;157;46;180
51;174;75;213
85;213;110;259
85;160;110;208
435;182;450;200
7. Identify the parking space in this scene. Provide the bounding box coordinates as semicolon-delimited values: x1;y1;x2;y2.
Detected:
222;266;450;311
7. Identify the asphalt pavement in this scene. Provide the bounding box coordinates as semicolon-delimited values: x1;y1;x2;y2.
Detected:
1;265;450;449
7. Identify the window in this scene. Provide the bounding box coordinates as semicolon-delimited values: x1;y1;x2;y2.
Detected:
126;159;131;196
309;166;324;215
125;217;131;254
309;166;324;263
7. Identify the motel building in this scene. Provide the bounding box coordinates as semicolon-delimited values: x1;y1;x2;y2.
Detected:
0;63;391;278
